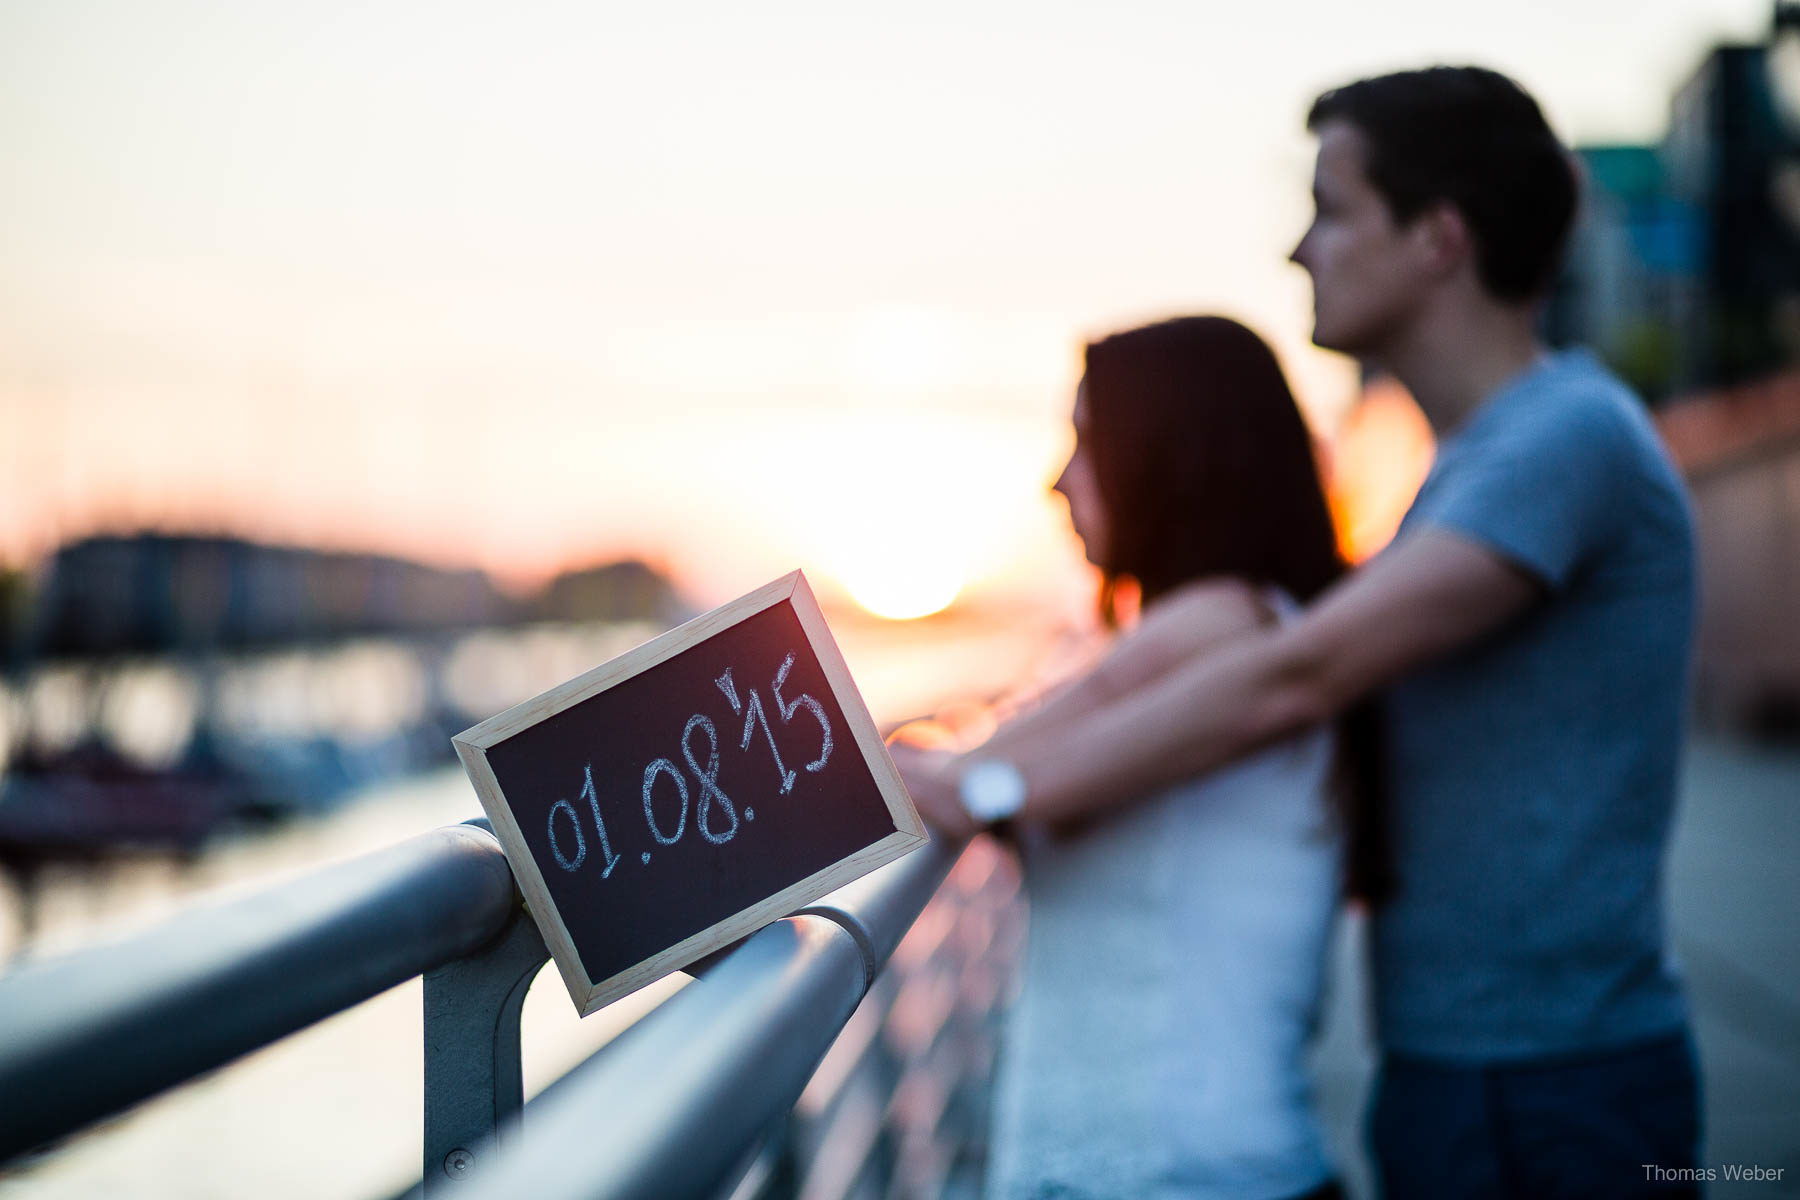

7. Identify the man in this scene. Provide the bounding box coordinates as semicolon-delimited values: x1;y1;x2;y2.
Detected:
895;67;1700;1198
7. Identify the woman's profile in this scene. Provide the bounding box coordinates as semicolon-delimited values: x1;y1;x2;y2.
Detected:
897;315;1382;1200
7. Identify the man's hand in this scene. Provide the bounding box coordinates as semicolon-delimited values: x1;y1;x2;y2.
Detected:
886;742;978;841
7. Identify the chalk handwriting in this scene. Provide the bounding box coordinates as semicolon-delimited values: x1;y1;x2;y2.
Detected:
684;714;739;844
642;757;688;846
548;797;587;872
548;649;837;877
773;652;833;774
579;762;621;878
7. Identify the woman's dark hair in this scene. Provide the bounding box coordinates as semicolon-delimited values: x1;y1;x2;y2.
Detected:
1082;316;1338;613
1307;66;1578;303
1079;314;1391;902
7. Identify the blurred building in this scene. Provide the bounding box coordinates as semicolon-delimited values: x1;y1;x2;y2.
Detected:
1548;6;1800;396
22;535;520;659
1548;3;1800;736
1666;21;1800;389
16;537;700;661
536;558;690;626
1547;145;1700;402
1657;372;1800;735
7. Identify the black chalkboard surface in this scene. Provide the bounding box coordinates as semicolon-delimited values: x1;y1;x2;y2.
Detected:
453;571;927;1014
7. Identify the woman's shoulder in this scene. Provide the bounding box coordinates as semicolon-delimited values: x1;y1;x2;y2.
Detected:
1127;576;1276;658
1139;575;1277;632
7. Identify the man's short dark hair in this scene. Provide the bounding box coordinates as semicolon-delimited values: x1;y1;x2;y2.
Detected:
1307;66;1579;303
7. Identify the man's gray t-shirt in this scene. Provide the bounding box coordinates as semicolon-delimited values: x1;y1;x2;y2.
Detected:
1373;349;1695;1062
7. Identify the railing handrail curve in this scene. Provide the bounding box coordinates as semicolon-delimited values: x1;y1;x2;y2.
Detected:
0;816;962;1198
446;837;960;1200
0;822;516;1161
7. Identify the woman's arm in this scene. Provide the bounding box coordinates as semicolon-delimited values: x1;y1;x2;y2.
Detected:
892;576;1273;836
979;578;1273;760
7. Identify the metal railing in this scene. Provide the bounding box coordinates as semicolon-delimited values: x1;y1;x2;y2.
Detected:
0;815;1014;1198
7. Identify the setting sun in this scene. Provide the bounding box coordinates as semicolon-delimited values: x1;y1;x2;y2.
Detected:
842;569;963;621
833;527;967;620
780;411;1061;622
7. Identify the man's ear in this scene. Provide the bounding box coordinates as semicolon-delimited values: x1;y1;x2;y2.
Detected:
1413;201;1473;279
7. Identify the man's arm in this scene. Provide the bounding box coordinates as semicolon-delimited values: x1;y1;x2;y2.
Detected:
898;528;1542;836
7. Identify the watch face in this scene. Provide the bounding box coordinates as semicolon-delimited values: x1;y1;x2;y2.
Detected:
960;759;1026;823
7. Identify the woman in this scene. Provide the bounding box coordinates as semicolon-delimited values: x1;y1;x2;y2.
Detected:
897;316;1383;1200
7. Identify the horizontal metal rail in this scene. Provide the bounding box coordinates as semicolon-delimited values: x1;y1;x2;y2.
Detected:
449;836;960;1200
0;822;517;1161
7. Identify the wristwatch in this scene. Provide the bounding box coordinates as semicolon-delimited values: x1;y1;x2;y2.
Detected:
956;758;1028;826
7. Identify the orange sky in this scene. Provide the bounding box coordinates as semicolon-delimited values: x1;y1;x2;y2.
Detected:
0;0;1770;614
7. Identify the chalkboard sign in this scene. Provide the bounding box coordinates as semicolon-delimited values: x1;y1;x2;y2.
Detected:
453;571;927;1015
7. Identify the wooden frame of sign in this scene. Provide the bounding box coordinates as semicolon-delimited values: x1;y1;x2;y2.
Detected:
453;570;927;1015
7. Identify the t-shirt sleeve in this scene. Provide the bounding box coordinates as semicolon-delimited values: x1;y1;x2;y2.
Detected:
1412;393;1629;590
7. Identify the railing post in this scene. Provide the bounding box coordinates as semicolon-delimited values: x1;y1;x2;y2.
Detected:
421;834;549;1194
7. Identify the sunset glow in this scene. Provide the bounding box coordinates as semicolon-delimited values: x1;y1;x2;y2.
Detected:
785;412;1064;620
0;0;1767;609
839;557;964;621
1326;377;1438;562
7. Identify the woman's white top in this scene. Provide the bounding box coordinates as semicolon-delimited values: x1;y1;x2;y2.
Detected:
986;612;1341;1200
